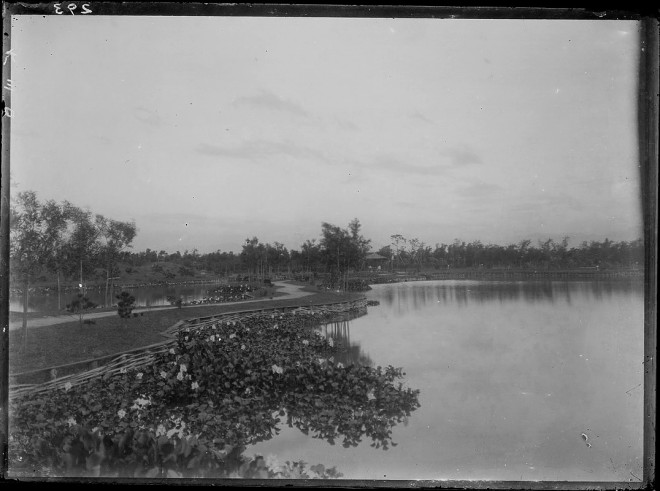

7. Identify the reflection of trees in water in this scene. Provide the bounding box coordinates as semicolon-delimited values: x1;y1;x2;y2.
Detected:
375;280;642;313
318;309;374;368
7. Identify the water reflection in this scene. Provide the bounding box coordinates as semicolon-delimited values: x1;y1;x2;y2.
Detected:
318;312;374;368
376;280;643;316
250;280;644;481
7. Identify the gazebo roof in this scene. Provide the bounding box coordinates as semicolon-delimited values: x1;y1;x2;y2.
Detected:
365;252;388;261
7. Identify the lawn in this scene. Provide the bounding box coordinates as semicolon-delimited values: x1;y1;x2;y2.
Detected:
9;286;364;375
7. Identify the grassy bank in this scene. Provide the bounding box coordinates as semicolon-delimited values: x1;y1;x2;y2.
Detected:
9;285;363;375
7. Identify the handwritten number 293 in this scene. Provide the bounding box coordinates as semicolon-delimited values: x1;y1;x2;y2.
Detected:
54;3;92;14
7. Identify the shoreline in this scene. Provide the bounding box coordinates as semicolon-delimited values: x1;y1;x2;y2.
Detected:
8;282;365;376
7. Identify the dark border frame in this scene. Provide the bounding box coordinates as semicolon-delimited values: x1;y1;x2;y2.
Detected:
1;3;656;489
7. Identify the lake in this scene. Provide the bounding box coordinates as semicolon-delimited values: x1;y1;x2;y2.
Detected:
249;280;645;482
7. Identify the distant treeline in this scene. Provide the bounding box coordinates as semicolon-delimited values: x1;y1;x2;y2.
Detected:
121;236;644;277
380;237;644;271
10;192;643;290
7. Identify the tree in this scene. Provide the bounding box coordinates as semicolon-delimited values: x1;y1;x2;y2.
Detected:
40;200;71;310
320;223;350;274
66;293;98;330
60;204;100;283
300;239;322;272
241;237;266;280
390;234;407;271
96;215;137;306
347;218;371;271
10;191;68;350
116;291;136;327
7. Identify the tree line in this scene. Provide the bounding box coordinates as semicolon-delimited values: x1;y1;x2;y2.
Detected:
121;228;643;278
11;191;644;293
10;191;136;348
374;236;644;272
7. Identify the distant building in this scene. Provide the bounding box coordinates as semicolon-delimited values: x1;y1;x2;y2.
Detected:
365;252;388;269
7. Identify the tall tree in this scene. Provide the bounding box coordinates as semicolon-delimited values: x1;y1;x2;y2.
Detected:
300;239;322;272
320;222;350;273
347;218;371;271
60;204;100;283
241;237;266;280
10;191;68;350
95;215;137;306
390;234;407;270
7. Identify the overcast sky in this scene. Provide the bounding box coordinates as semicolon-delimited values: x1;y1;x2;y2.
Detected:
9;15;643;254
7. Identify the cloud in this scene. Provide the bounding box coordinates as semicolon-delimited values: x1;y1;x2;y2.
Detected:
196;139;332;164
410;112;434;124
506;192;585;214
441;145;483;167
133;107;163;127
359;154;450;177
232;90;309;118
334;117;360;131
458;180;503;199
395;200;424;209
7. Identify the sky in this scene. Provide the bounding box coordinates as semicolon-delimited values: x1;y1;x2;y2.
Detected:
8;15;644;254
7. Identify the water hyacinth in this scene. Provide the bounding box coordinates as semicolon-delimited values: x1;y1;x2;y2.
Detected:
63;382;72;392
9;308;421;478
131;396;151;411
265;454;284;474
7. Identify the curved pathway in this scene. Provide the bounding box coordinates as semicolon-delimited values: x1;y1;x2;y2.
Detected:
8;282;314;331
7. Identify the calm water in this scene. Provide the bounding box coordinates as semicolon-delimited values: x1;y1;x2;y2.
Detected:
250;280;645;481
9;283;225;312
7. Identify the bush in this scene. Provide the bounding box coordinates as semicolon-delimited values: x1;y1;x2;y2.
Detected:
116;292;136;325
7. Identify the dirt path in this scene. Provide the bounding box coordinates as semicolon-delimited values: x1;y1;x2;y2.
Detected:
8;282;314;331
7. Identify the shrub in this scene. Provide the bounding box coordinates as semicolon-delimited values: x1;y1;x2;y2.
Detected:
116;292;136;327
